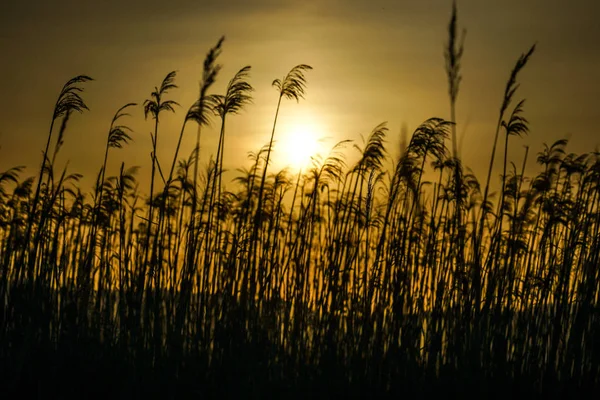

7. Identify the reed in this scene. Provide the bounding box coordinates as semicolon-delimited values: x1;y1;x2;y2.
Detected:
0;4;598;398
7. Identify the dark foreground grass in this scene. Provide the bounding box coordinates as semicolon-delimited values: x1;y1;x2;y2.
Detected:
1;3;600;398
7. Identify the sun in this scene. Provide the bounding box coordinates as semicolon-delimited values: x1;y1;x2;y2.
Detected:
277;121;323;172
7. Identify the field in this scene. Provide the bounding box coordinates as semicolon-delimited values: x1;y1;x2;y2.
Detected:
1;4;599;399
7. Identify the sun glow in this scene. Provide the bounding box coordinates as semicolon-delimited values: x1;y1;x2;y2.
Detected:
277;121;323;172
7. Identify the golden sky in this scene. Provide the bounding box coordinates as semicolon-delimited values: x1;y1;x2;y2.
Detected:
1;0;599;192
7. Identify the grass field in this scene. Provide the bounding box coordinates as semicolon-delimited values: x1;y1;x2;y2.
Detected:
1;4;599;398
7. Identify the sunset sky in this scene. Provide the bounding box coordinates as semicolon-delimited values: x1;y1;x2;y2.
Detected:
1;0;599;192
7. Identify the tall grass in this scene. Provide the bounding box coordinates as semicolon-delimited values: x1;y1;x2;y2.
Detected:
1;6;599;399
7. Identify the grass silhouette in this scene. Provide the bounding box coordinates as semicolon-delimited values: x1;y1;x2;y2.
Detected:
1;3;599;399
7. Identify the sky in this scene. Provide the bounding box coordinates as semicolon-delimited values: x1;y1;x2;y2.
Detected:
1;0;599;194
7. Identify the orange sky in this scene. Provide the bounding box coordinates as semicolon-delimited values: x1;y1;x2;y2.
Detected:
1;0;599;193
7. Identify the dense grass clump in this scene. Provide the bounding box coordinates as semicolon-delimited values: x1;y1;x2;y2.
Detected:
1;5;599;399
